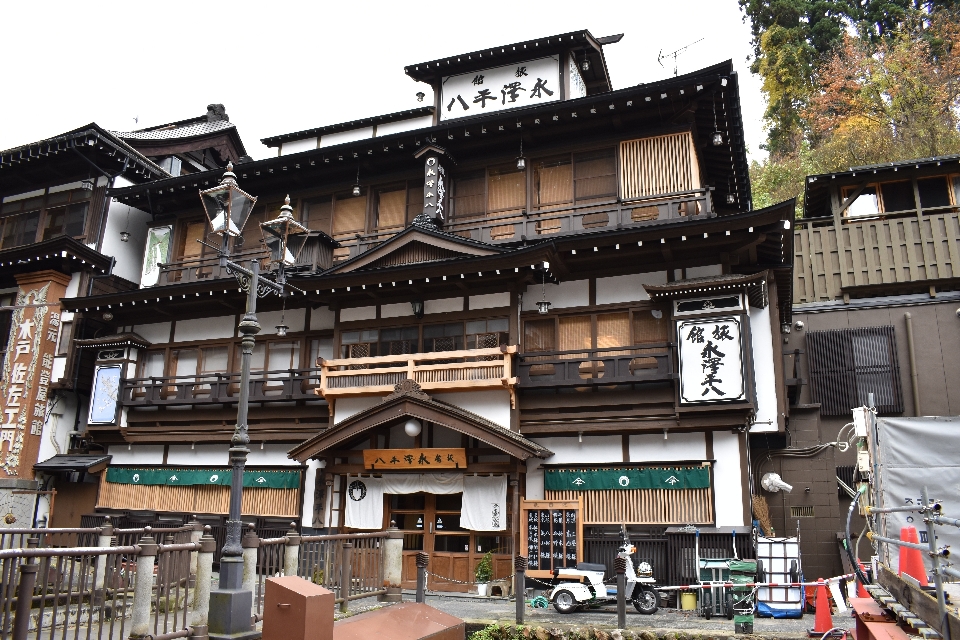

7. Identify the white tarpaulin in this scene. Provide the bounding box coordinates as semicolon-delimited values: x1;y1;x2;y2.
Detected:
461;474;508;531
343;473;505;530
876;417;960;571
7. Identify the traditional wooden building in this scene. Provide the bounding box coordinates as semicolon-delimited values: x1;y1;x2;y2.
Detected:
56;31;795;588
766;155;960;580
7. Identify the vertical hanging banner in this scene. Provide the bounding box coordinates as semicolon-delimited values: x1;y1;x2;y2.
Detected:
415;145;452;226
677;316;747;404
0;271;71;478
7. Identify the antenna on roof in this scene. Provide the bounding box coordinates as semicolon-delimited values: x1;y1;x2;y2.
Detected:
657;38;704;76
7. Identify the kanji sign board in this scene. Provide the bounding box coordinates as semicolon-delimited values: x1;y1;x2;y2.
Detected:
677;316;747;404
440;56;560;121
362;448;467;470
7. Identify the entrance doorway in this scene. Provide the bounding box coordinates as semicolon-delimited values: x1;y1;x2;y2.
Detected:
390;492;513;592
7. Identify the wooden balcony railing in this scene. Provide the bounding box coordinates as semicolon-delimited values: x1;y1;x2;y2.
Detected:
794;209;960;303
156;246;270;286
331;189;714;262
517;344;675;389
318;346;518;404
120;367;324;407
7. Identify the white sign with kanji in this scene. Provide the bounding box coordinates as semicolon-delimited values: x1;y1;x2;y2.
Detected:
677;316;747;404
440;56;560;122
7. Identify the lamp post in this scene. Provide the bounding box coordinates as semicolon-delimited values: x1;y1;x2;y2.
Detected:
199;165;307;640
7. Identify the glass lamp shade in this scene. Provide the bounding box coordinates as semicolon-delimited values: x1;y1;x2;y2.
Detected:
536;299;552;315
712;131;724;146
404;419;422;437
261;195;309;266
199;162;258;237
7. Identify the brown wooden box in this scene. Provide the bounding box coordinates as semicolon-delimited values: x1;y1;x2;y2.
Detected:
262;576;334;640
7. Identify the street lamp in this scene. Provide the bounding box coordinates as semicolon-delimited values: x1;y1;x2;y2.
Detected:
200;164;304;640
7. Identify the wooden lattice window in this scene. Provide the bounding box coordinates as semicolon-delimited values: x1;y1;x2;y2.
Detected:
619;132;700;200
807;327;903;416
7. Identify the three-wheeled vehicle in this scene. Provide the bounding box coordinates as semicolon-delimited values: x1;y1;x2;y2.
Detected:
695;529;756;620
549;542;660;614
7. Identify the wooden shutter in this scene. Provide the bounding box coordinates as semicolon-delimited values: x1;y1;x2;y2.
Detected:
240;207;266;251
807;327;903;416
559;315;591;359
406;183;424;224
452;172;485;218
488;165;525;213
574;149;617;203
597;313;630;354
180;222;206;259
333;194;367;234
523;320;556;352
536;157;573;208
377;189;406;229
304;197;332;234
619;132;700;200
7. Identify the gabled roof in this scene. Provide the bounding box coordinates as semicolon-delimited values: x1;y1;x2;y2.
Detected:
289;380;552;463
404;29;616;95
324;222;503;275
262;107;435;148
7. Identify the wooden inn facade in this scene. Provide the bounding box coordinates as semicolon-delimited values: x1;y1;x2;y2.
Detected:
2;31;797;589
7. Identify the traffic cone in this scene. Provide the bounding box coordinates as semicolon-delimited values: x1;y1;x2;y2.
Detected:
898;526;929;586
856;562;869;598
808;579;835;637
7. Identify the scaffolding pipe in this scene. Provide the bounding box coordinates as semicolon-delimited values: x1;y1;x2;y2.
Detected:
922;487;950;640
866;532;950;556
867;504;941;515
928;514;960;529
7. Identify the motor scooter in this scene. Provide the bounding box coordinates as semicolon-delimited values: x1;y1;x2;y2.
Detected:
549;542;660;614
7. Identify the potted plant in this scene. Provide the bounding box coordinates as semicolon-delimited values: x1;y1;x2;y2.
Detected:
474;552;493;596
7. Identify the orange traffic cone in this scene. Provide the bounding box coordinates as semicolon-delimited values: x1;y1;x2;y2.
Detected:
808;579;836;637
898;526;929;586
856;562;869;598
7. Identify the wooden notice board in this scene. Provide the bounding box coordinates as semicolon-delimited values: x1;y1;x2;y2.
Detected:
520;498;583;579
363;448;467;470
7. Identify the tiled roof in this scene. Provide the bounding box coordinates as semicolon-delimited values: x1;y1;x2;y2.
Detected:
113;119;235;141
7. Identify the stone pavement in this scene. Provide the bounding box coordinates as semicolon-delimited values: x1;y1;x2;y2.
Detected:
331;592;847;638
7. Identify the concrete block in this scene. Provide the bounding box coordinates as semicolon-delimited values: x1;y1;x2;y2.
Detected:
333;603;463;640
262;576;334;640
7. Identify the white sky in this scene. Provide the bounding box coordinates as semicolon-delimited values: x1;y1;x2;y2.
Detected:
0;0;767;163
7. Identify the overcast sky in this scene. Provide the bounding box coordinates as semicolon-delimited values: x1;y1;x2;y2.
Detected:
0;1;767;163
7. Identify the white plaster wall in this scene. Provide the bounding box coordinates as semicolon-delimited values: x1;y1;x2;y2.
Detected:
50;357;66;384
2;188;44;202
134;321;172;345
341;306;376;322
686;264;723;278
526;459;545;500
100;202;151;284
334;396;380;424
106;444;165;464
257;309;305;335
532;435;624;464
629;432;706;461
319;127;374;148
60;273;81;322
522;280;588;311
713;430;746;527
425;297;463;315
381;302;414;319
248;444;301;466
748;305;780;433
310;307;335;330
280;137;318;155
469;292;510;310
36;392;78;465
376;115;434;137
174;317;235;341
433;390;511;429
166;445;229;466
596;272;668;305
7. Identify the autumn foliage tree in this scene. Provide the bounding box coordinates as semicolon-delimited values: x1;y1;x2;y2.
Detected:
743;5;960;213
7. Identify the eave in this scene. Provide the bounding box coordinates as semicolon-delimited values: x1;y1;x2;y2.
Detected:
0;236;113;285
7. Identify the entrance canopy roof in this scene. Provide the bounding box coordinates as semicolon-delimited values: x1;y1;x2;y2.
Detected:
289;380;551;463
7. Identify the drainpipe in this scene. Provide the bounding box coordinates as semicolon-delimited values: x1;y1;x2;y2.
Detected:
904;312;921;416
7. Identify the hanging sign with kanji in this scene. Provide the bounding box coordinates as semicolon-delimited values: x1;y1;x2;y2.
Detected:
363;448;467;470
0;271;71;478
677;316;747;404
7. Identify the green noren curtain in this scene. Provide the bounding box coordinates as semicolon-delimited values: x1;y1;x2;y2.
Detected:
105;467;300;489
544;466;710;491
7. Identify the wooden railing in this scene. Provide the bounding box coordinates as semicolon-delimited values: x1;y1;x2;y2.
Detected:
156;246;269;285
517;344;674;389
120;367;323;407
794;209;960;303
318;346;518;401
331;189;714;261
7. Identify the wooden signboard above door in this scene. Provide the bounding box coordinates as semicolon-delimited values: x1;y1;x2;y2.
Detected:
363;448;467;470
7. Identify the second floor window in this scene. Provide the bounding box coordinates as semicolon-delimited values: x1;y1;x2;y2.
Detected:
0;187;91;249
523;309;668;356
534;149;617;210
340;318;510;359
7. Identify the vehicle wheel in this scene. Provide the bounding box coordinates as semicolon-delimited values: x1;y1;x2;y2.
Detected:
757;560;765;583
633;587;660;614
703;592;712;619
725;593;735;620
790;560;800;583
553;590;578;614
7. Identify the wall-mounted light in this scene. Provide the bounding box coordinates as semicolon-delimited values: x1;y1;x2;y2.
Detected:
712;131;724;146
275;323;289;337
711;95;723;146
411;300;425;319
404;418;422;437
416;92;425;103
119;231;130;242
102;312;114;322
516;136;525;171
795;320;805;331
578;431;583;443
580;58;590;72
726;194;736;205
536;265;551;314
663;428;669;440
81;179;95;191
353;164;361;197
781;323;791;335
